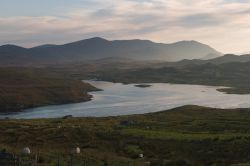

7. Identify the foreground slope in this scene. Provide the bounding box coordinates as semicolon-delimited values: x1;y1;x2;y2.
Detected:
1;105;250;165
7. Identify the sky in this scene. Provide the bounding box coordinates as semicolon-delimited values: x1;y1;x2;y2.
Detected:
1;0;250;53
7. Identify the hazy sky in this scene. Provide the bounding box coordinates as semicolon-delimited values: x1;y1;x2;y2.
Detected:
1;0;250;53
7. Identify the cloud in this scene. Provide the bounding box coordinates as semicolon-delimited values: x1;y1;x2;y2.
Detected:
1;0;250;53
177;13;225;28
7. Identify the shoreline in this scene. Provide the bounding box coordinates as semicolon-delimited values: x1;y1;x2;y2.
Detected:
0;105;234;120
0;81;101;115
0;80;250;119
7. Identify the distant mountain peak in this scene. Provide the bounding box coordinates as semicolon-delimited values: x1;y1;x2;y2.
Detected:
85;37;109;42
0;45;27;53
115;38;153;42
65;37;109;46
0;44;25;49
175;40;199;43
173;40;208;46
0;37;222;66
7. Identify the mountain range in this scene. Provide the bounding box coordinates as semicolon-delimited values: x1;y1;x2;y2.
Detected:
0;37;222;66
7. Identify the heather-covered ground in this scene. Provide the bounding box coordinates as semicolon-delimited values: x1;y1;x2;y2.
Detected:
1;105;250;165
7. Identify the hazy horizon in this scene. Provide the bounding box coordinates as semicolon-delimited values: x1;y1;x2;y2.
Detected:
1;0;250;54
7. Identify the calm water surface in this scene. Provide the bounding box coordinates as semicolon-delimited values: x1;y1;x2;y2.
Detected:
2;80;250;119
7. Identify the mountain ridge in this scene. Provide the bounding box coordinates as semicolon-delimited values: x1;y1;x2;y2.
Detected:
0;37;222;66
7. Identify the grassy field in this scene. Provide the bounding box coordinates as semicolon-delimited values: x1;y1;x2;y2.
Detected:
1;105;250;165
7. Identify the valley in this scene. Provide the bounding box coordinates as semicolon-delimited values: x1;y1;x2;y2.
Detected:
1;38;250;166
2;52;250;114
2;0;250;165
0;38;250;166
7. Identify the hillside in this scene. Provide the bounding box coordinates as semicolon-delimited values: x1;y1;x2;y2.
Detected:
160;54;250;67
1;105;250;165
208;54;250;64
0;67;98;113
95;61;250;94
0;37;221;66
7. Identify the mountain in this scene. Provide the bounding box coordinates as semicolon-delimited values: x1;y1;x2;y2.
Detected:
0;45;28;57
0;37;222;66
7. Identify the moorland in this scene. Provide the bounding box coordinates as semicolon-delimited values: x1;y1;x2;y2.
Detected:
1;105;250;166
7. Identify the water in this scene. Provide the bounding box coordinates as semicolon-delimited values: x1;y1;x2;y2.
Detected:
2;80;250;119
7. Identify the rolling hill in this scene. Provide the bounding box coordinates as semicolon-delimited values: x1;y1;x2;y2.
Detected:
208;54;250;64
159;54;250;67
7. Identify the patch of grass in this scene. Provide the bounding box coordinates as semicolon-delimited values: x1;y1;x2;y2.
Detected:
121;128;250;141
